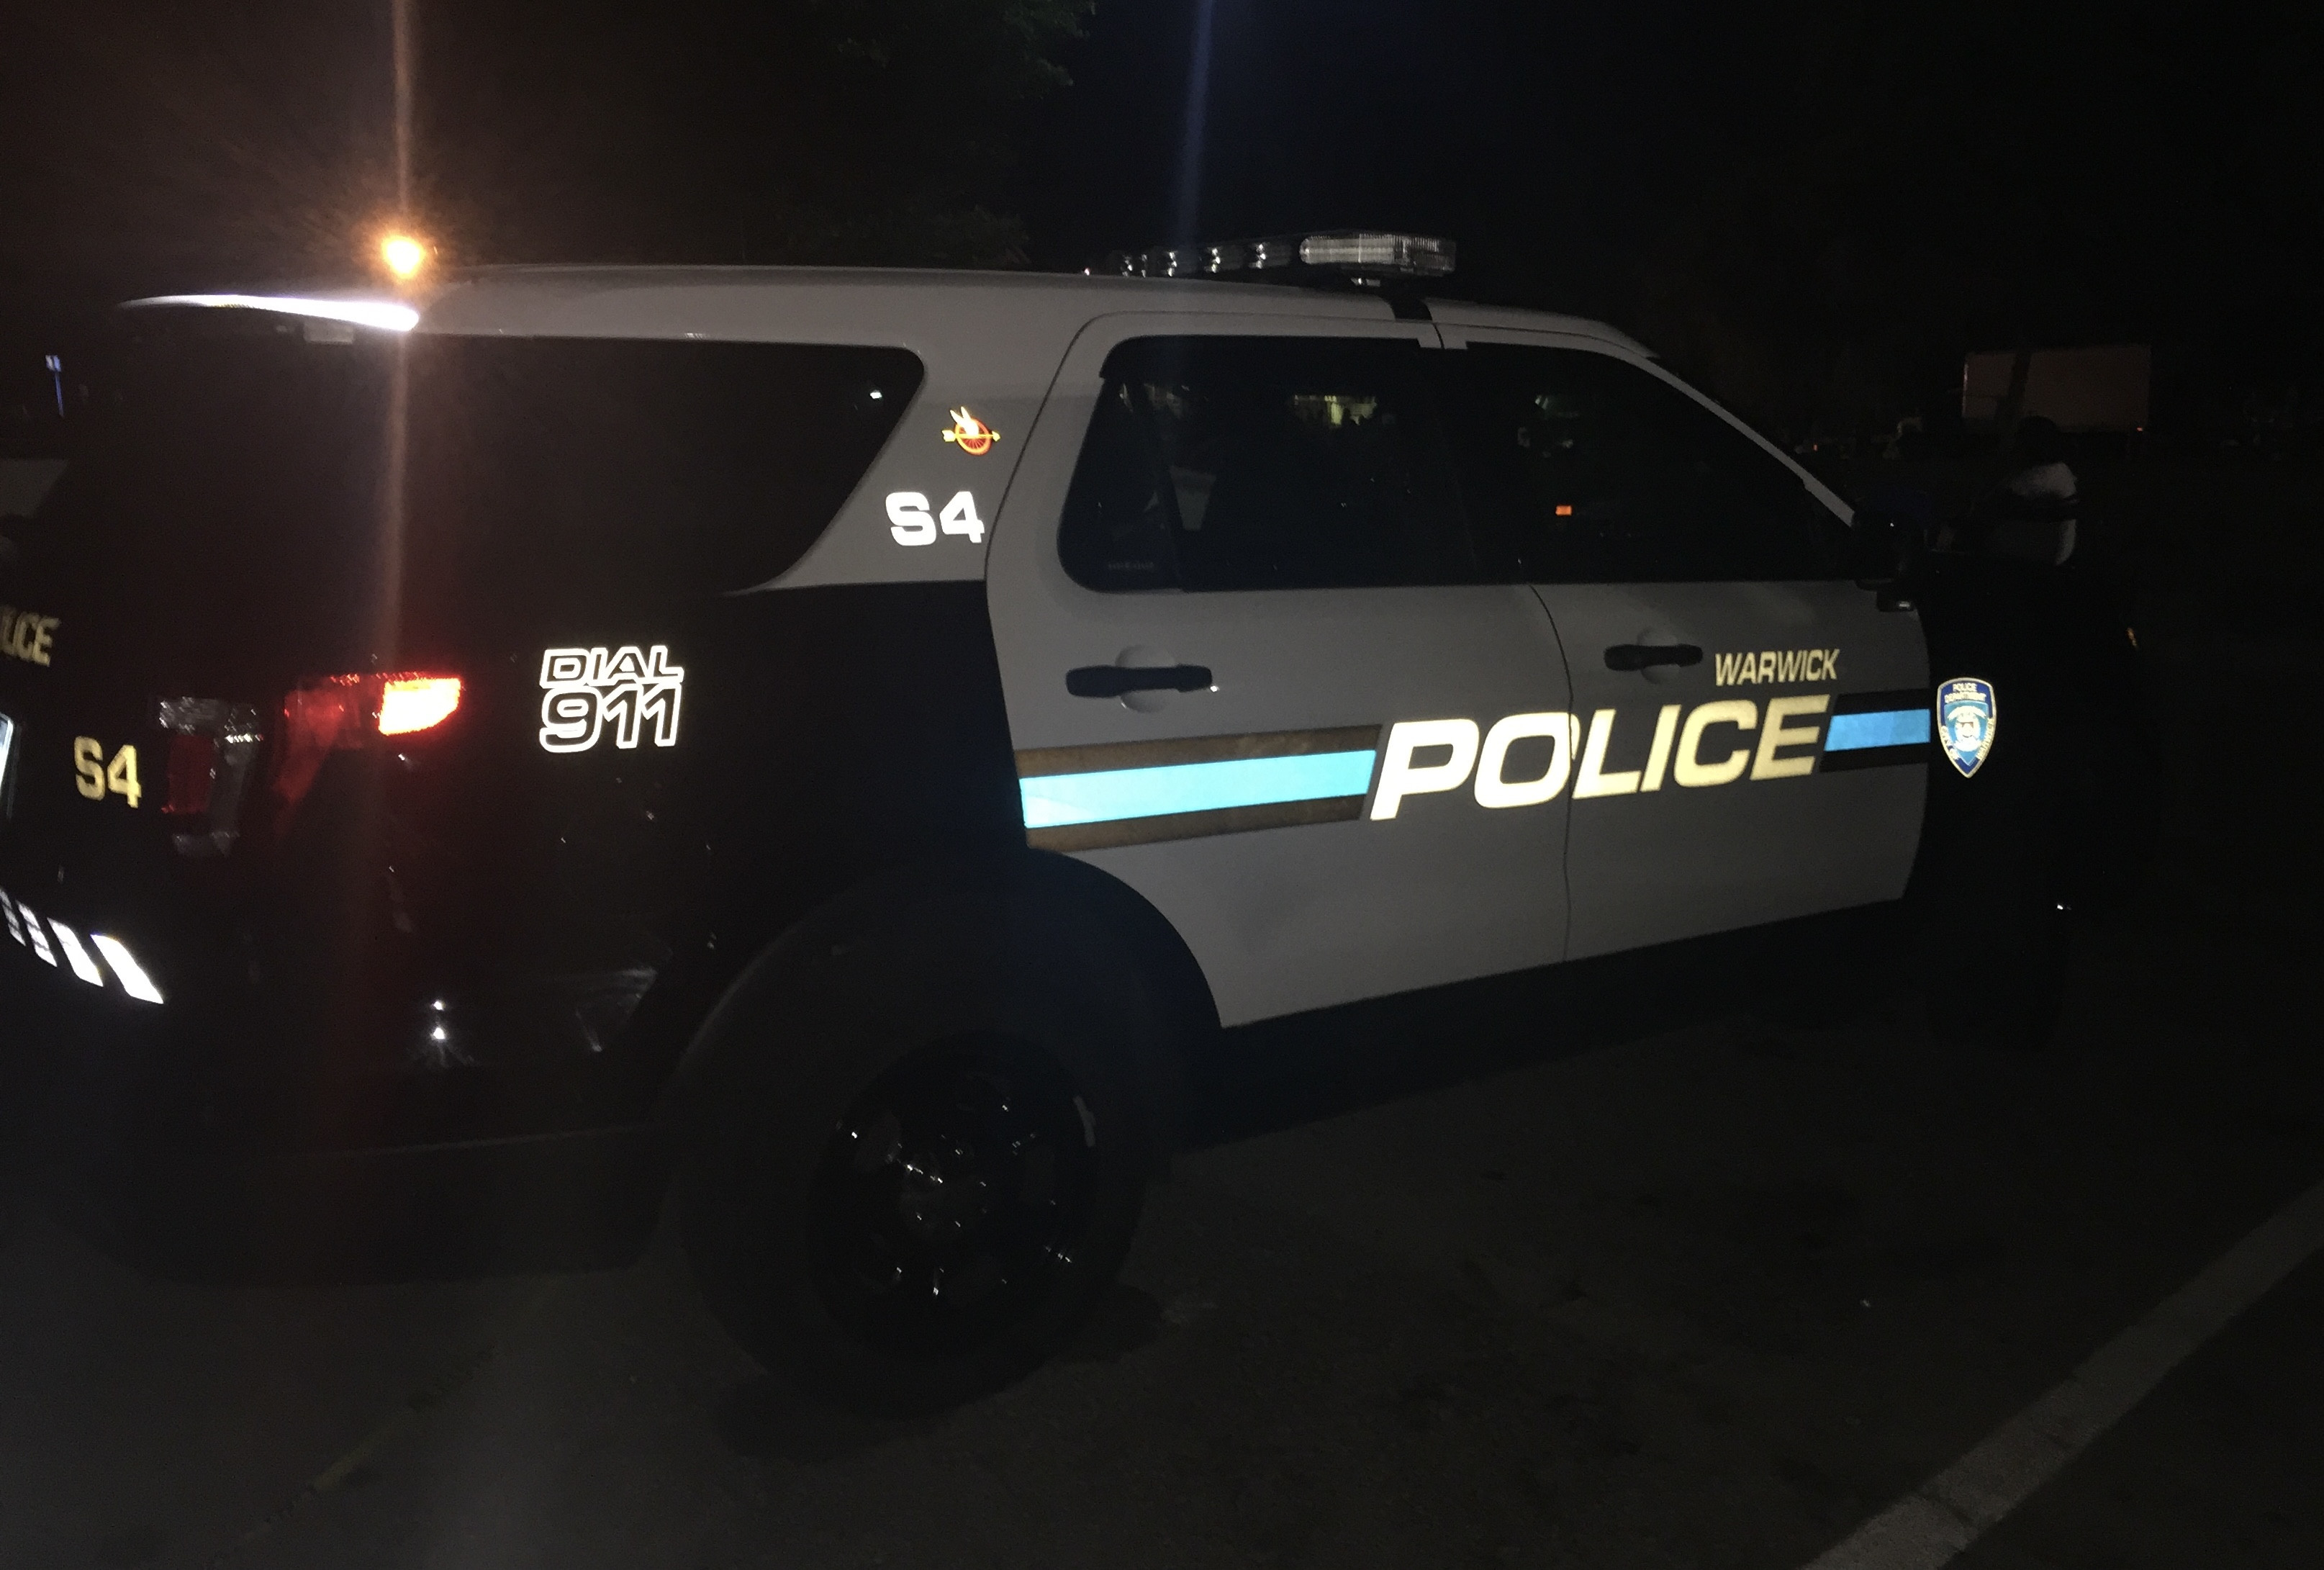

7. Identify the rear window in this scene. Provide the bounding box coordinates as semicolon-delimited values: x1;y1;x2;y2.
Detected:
30;312;921;655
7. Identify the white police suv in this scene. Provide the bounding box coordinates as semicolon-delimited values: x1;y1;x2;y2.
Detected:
0;235;2137;1408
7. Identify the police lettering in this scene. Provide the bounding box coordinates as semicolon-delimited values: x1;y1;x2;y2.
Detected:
0;605;60;667
1370;696;1833;819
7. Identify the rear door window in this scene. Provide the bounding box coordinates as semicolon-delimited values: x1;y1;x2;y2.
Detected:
1059;335;1486;592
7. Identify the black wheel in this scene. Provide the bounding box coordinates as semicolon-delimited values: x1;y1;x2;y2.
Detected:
678;939;1153;1413
808;1036;1106;1362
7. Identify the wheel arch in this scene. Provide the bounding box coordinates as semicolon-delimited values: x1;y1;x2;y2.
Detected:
658;848;1216;1170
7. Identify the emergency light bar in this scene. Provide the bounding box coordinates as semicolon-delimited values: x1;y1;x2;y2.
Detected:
1095;230;1456;284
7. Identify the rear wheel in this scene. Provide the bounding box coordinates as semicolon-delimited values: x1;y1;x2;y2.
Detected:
809;1036;1111;1363
680;972;1149;1413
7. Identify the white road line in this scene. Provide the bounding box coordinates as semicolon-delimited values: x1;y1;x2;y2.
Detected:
1803;1174;2324;1570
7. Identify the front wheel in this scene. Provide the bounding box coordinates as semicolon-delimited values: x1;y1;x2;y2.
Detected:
1914;789;2072;1052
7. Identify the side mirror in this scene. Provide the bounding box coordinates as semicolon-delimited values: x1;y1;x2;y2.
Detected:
1848;506;1925;610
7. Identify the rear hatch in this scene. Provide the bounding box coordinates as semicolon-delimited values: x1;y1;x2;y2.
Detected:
0;299;921;1031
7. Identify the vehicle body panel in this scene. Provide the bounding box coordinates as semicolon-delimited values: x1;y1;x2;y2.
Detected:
0;267;2123;1271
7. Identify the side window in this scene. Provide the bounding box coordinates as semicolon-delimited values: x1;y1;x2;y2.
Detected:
1445;343;1848;582
1059;335;1486;592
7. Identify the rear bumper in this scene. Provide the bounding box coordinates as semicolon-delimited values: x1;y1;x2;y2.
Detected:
3;956;673;1280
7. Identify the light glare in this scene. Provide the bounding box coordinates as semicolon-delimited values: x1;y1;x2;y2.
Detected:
50;923;107;986
18;902;57;965
380;233;430;280
130;294;420;333
91;935;166;1004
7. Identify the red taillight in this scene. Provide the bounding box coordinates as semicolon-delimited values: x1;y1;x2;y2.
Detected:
153;698;266;856
163;733;217;818
379;676;463;736
274;676;363;808
273;672;462;809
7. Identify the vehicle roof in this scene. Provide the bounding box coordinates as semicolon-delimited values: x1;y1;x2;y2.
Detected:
396;266;1649;356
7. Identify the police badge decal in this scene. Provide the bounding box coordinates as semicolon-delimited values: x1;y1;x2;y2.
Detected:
1937;677;1997;778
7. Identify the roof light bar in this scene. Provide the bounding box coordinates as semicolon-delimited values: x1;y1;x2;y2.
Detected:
1095;230;1455;283
1295;233;1455;276
126;294;420;333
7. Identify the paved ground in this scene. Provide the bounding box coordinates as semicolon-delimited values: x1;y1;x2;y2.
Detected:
2;639;2318;1570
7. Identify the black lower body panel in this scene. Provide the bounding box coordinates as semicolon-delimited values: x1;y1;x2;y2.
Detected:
3;961;669;1281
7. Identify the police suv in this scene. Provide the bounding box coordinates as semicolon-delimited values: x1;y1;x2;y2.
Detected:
0;235;2136;1409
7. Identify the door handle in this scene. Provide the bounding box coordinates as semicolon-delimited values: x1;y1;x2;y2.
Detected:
1603;643;1704;672
1065;664;1213;698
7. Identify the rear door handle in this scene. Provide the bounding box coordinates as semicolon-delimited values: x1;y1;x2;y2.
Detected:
1603;643;1704;672
1065;664;1213;698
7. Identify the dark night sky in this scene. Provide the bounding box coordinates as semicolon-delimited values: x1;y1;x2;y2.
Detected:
1018;0;2320;426
2;0;2318;437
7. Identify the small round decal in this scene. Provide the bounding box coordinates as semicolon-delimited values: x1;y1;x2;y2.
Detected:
941;406;1001;456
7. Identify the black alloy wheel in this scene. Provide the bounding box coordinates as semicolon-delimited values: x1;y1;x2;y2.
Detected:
805;1037;1097;1359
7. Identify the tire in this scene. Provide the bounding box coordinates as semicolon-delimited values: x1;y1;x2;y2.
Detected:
677;913;1154;1414
1915;788;2071;1052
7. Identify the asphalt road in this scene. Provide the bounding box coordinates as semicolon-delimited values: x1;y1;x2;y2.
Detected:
2;639;2318;1570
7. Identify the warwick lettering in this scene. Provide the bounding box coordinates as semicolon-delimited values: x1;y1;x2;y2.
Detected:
1713;648;1837;686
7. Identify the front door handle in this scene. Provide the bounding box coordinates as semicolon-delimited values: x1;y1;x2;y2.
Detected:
1066;664;1213;698
1603;643;1704;672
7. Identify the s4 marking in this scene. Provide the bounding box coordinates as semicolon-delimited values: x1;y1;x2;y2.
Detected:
72;737;143;807
538;646;685;754
885;490;986;546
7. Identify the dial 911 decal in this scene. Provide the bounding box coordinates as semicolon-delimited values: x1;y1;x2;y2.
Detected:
538;646;684;754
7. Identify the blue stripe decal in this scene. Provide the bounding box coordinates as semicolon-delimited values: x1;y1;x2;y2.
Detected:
1825;708;1930;751
1021;749;1378;829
